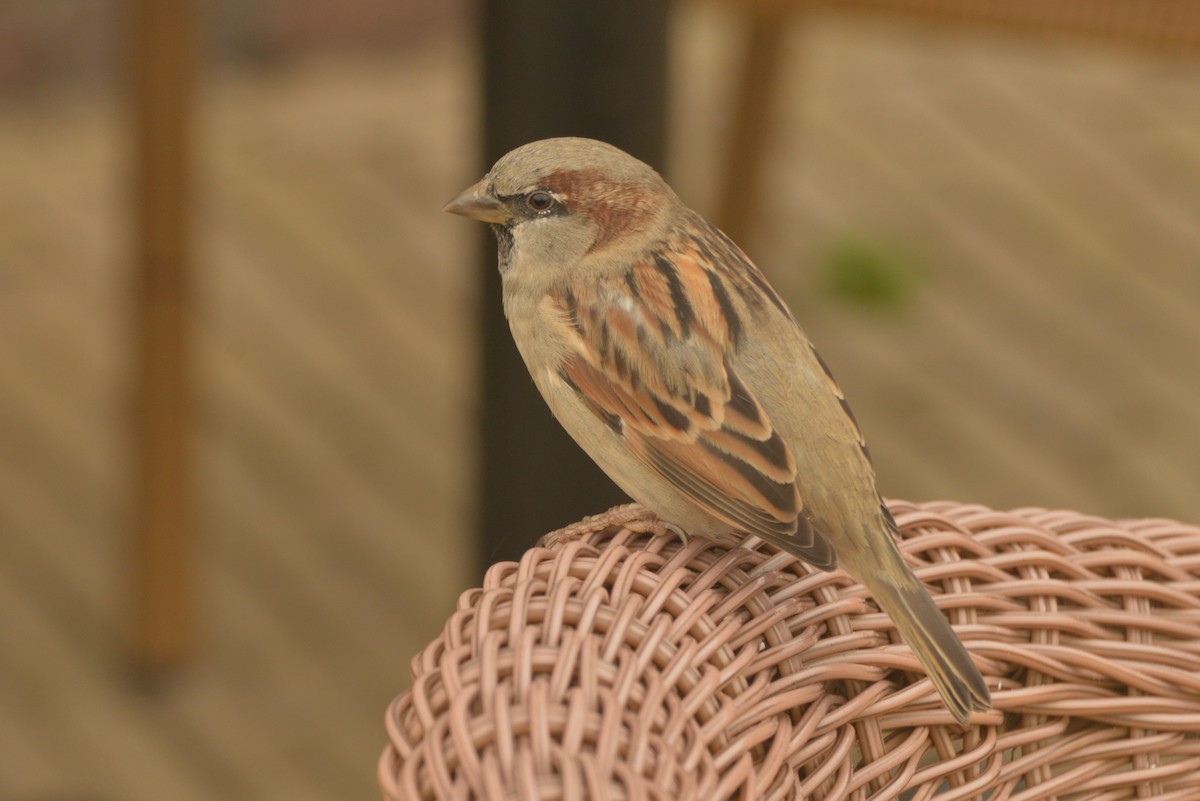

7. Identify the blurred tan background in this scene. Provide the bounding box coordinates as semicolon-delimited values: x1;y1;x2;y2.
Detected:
2;1;1199;799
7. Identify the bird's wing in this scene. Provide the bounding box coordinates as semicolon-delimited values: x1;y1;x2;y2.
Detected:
550;242;834;567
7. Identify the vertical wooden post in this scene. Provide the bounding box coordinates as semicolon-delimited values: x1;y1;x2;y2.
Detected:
478;1;670;570
716;5;790;247
129;0;196;674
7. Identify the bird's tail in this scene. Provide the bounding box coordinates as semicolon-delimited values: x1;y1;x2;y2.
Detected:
861;539;991;726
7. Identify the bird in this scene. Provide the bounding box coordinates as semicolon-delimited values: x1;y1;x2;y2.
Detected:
444;137;990;725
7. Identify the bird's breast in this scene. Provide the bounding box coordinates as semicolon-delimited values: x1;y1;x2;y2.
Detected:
502;286;581;372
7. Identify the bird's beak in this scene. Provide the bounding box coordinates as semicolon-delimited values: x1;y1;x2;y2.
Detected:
443;179;512;224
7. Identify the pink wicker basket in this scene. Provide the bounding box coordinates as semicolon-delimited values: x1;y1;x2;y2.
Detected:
380;500;1200;800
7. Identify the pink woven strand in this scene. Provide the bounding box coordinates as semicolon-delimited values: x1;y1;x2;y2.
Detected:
380;500;1200;801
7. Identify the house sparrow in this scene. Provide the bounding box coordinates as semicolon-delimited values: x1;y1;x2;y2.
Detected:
445;137;990;725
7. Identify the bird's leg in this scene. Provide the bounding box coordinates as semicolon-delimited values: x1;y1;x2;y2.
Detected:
539;503;688;548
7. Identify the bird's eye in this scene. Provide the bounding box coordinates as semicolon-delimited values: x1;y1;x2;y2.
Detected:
525;191;555;213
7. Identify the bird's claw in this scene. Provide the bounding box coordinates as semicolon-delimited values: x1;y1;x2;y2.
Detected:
538;503;689;548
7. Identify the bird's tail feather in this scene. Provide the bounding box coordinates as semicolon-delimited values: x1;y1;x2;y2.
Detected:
863;548;991;726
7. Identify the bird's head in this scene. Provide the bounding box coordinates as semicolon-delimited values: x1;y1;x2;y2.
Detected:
444;137;679;277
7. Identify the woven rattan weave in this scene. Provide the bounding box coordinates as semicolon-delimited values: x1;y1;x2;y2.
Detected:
380;500;1200;800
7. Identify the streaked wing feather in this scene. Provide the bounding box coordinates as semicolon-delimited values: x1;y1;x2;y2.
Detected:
553;243;835;567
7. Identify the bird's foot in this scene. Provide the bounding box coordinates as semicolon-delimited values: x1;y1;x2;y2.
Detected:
539;503;687;548
622;515;688;545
